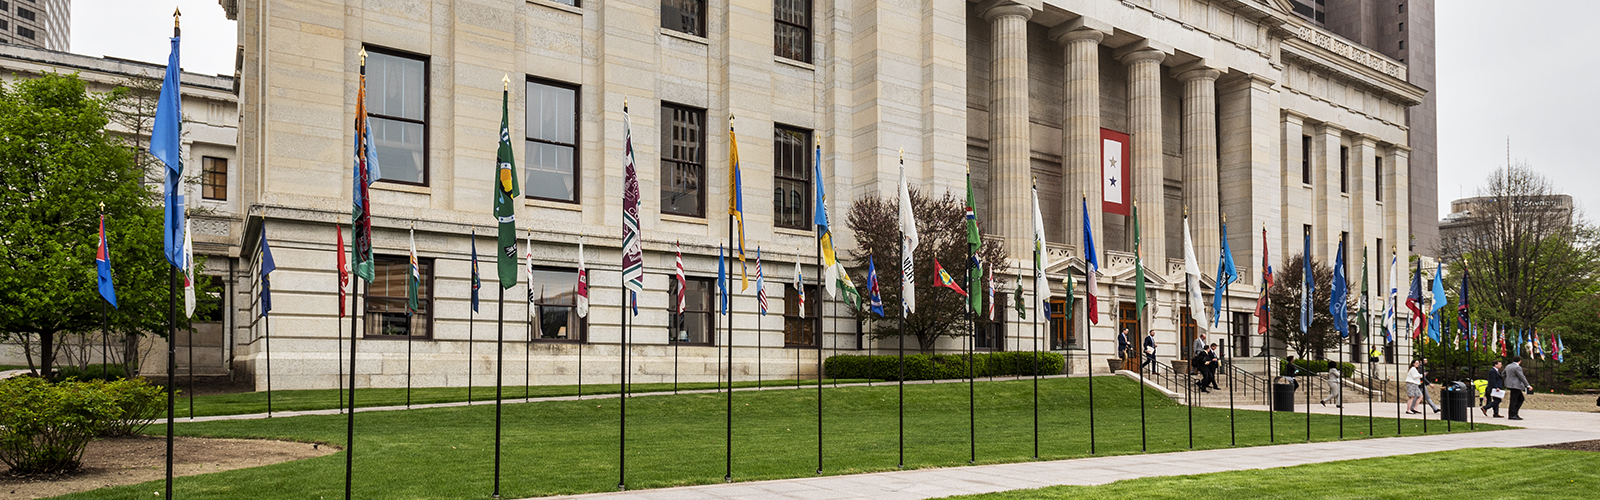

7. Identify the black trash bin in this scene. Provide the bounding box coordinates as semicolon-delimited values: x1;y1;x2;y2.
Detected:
1273;377;1298;412
1442;382;1470;422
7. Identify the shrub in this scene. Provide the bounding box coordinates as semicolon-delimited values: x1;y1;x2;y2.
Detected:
825;351;1064;381
51;363;129;383
0;377;168;474
1280;358;1355;378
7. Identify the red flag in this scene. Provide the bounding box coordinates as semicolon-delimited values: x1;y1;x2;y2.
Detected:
336;223;349;317
1256;226;1272;334
934;259;968;297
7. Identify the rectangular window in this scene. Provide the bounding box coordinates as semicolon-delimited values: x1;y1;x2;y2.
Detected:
1374;156;1384;201
1049;298;1075;350
1179;306;1198;360
17;7;32;21
1340;231;1350;277
1301;135;1312;185
784;283;820;347
550;0;578;5
0;20;7;30
670;277;716;344
660;103;705;217
528;267;586;342
1339;146;1349;193
1303;224;1313;259
1399;3;1405;13
365;255;433;338
1398;22;1405;32
978;292;1007;350
201;156;228;200
1231;312;1250;358
365;47;428;185
773;125;811;230
661;0;705;37
774;0;811;63
1399;40;1405;50
525;79;579;203
1;3;8;12
1117;302;1141;368
17;26;32;39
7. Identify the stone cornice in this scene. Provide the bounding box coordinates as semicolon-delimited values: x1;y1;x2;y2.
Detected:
1282;22;1406;81
1280;40;1425;106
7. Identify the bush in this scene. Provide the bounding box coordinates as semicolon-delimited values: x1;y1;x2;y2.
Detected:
1280;358;1355;378
825;351;1064;381
0;377;167;474
51;363;129;383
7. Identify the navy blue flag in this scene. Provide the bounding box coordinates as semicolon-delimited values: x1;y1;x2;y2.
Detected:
153;33;184;267
470;228;481;313
260;229;277;317
1300;231;1312;334
1331;239;1349;338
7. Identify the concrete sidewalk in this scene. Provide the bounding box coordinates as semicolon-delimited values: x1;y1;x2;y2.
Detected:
532;408;1600;500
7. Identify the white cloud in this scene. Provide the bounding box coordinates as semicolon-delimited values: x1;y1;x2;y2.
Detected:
71;0;236;77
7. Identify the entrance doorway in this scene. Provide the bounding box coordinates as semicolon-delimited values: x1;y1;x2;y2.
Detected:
1119;301;1141;371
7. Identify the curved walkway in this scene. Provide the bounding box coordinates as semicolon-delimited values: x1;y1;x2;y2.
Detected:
530;407;1600;500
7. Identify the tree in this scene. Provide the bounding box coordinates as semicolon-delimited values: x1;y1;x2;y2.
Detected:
0;73;188;378
1442;165;1600;332
1267;254;1356;359
844;189;1007;353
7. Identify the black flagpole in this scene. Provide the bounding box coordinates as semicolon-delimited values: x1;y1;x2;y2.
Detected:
1306;350;1312;442
1185;283;1193;450
897;227;906;469
1086;274;1095;455
526;285;535;403
340;266;347;412
619;289;628;490
673;311;679;394
816;249;824;476
724;232;734;483
967;265;974;464
467;274;474;406
345;279;362;500
188;323;195;419
493;285;505;497
757;306;763;389
1227;337;1235;446
1032;256;1039;459
267;307;273;416
1340;333;1345;439
165;260;176;499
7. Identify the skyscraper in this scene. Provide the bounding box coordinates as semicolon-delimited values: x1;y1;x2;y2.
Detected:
0;0;69;52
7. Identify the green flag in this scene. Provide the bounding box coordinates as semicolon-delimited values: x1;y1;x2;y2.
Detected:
1014;280;1026;320
407;226;420;314
1360;246;1370;343
1063;265;1074;324
494;82;520;287
965;173;982;312
1134;202;1146;316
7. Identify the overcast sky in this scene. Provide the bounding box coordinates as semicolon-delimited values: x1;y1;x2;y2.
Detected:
70;1;1598;221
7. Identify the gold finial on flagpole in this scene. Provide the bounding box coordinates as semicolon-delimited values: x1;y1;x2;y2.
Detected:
898;148;903;161
173;7;181;27
1222;213;1227;223
359;48;367;65
502;74;509;91
99;202;105;213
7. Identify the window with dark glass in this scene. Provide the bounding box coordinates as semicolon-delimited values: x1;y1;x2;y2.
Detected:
365;47;428;185
527;267;586;341
774;125;811;230
1375;156;1384;201
784;283;819;347
201;156;227;201
1;2;9;12
661;0;705;37
671;277;715;344
366;255;433;338
774;0;811;63
1231;312;1250;358
1179;306;1198;359
978;293;1007;350
17;26;32;39
1049;298;1076;350
17;7;32;21
525;79;578;203
0;20;8;30
660;103;705;217
1339;145;1349;193
1301;135;1312;184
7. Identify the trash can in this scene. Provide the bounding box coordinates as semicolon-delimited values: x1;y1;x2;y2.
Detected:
1273;377;1298;412
1442;381;1470;422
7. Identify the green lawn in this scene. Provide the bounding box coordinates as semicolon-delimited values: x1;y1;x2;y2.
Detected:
942;447;1597;499
164;378;868;418
57;376;1499;499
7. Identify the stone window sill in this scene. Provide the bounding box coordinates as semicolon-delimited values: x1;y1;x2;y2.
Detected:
525;197;582;212
661;213;708;226
660;27;709;46
373;182;432;196
775;56;815;72
527;0;582;16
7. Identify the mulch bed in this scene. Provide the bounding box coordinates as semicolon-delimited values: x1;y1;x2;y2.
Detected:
1528;439;1600;452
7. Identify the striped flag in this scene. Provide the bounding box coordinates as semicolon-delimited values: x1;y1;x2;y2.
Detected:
407;226;420;315
1256;225;1272;334
96;214;118;308
576;241;589;318
526;233;536;305
729;118;748;290
794;258;806;318
674;242;686;315
1083;197;1099;324
986;266;996;321
494;79;520;286
756;248;769;315
621;102;644;298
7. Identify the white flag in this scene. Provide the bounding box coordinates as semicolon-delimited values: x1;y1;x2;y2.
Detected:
576;241;590;318
1181;215;1204;332
898;158;918;314
1029;181;1049;318
183;220;195;317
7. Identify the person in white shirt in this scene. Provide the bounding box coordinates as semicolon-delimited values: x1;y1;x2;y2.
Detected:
1405;359;1426;414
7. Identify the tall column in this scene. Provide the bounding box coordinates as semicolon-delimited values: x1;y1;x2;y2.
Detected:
1349;135;1377;286
984;2;1035;260
1314;123;1344;260
1121;47;1166;261
1178;66;1221;270
1053;22;1105;256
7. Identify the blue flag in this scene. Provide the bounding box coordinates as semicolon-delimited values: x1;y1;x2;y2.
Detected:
470;229;480;313
867;255;885;317
1330;239;1348;338
1300;231;1312;334
96;215;117;308
153;34;185;267
259;229;277;317
717;244;729;315
1212;221;1238;328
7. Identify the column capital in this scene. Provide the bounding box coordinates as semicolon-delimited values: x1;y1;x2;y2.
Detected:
1175;65;1221;83
979;1;1035;22
1317;121;1345;136
1116;45;1167;65
1049;16;1110;45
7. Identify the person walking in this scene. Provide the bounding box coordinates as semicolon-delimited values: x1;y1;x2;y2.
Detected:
1118;328;1133;362
1320;366;1342;408
1200;343;1222;391
1418;358;1440;413
1141;331;1158;372
1190;334;1207;376
1504;356;1531;421
1482;360;1504;418
1405;359;1425;414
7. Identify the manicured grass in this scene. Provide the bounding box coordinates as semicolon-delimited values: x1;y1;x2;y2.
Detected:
0;364;30;371
162;378;871;418
941;447;1597;499
57;376;1499;499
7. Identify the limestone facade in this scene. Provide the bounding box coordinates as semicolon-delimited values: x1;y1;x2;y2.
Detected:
223;0;1428;390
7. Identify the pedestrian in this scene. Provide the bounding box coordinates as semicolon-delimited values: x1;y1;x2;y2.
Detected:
1283;355;1301;390
1504;356;1531;421
1141;331;1157;372
1118;328;1133;362
1190;334;1207;376
1481;360;1504;418
1405;359;1425;414
1201;343;1222;391
1321;366;1342;408
1418;358;1440;412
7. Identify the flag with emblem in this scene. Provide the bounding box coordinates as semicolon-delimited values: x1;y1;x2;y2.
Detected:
866;255;885;317
730;118;748;290
494;80;520;287
934;260;967;297
576;241;589;318
154;26;184;267
756;248;769;315
351;50;381;282
96;214;118;309
408;226;420;315
965;172;982;312
621;103;644;301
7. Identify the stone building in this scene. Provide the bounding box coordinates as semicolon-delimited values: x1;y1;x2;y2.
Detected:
222;0;1427;390
0;0;70;51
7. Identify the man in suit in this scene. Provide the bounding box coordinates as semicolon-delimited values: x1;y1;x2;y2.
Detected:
1482;360;1504;418
1504;356;1531;420
1197;343;1221;392
1141;332;1158;372
1117;329;1133;362
1190;334;1207;375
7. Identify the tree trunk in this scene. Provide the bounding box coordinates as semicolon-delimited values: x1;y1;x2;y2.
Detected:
39;331;55;379
124;333;140;376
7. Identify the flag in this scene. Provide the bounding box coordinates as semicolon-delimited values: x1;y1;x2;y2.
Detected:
351;50;380;282
259;229;277;317
525;234;536;305
96;214;117;309
1385;251;1398;343
154;30;184;268
837;270;862;311
898;155;918;315
183;221;196;317
1556;334;1566;363
1134;202;1146;317
986;266;997;321
494;83;521;288
867;255;885;317
408;226;420;315
717;244;728;316
468;228;479;313
340;224;352;316
1030;180;1050;317
1182;214;1205;331
1300;231;1311;334
965;172;983;312
1062;261;1075;325
1359;246;1370;346
756;248;769;315
1256;226;1272;334
1330;239;1348;338
1407;259;1424;340
674;242;687;315
1458;268;1470;336
815;141;843;299
934;260;968;297
621;103;644;294
794;258;806;318
1014;280;1026;320
1212;220;1239;328
1428;261;1445;344
1083;197;1100;324
576;241;589;318
729;118;748;290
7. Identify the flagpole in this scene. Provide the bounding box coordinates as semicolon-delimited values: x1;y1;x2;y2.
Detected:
161;11;180;499
1135;200;1146;453
345;45;368;500
467;233;474;406
815;229;825;476
1086;273;1096;455
493;284;505;498
188;322;195;419
618;287;627;491
345;279;362;500
340;226;347;412
100;203;108;379
898;230;905;470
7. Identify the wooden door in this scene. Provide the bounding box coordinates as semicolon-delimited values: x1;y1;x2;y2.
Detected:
1119;301;1141;371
